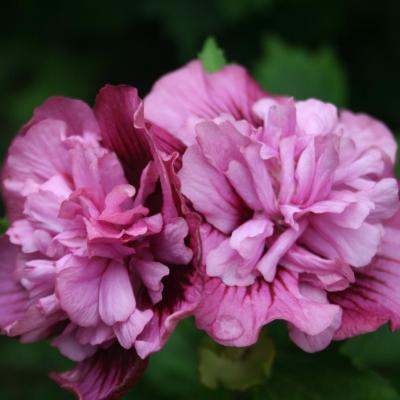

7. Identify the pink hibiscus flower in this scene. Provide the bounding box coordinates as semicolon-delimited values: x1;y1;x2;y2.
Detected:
0;85;201;399
145;60;400;352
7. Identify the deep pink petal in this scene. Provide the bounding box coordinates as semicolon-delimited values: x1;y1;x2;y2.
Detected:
94;85;152;186
331;211;400;339
135;266;202;358
51;345;148;400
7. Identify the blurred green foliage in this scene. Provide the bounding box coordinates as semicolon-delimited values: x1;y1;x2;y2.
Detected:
254;36;348;105
1;0;400;398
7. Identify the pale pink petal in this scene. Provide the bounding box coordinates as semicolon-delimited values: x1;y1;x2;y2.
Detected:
206;239;257;286
114;308;153;349
98;184;136;225
309;218;382;267
195;276;271;347
75;323;114;346
56;257;106;327
179;145;243;233
257;221;307;282
53;331;97;362
24;190;65;232
21;96;99;139
99;261;136;326
339;110;397;164
3;120;71;221
289;308;342;352
195;120;249;173
144;60;266;145
152;217;193;265
134;259;169;304
296;99;338;135
5;299;64;343
293;140;316;203
365;178;399;222
267;271;341;336
230;216;274;259
0;238;29;328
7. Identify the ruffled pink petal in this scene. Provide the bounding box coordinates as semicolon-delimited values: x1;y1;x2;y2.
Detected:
135;266;202;358
267;271;342;337
0;237;29;328
133;161;158;207
98;261;136;326
257;221;307;282
2;120;72;221
289;308;342;352
51;345;148;400
152;217;193;265
195;120;249;173
134;259;169;304
20;259;56;297
195;276;272;347
24;190;65;233
295;99;338;135
178;144;243;233
144;60;266;145
307;218;382;267
56;257;106;327
74;323;114;347
365;178;400;222
114;308;153;349
331;211;400;339
5;298;64;343
281;244;354;290
206;238;257;286
20;96;99;139
339;110;397;165
98;184;137;225
230;215;274;259
53;328;97;362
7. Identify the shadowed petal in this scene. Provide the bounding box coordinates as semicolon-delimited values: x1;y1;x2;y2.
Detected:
51;345;148;400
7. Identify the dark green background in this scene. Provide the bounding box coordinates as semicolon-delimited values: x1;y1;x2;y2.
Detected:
1;0;400;398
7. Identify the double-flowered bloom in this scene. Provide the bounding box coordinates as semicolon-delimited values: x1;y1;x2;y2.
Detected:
1;60;400;399
0;85;200;399
146;61;400;351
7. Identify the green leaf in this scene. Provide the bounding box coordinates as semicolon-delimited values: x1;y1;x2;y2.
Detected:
253;36;348;106
0;217;8;234
340;325;400;370
261;329;400;400
198;37;227;73
199;332;275;391
131;319;229;399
